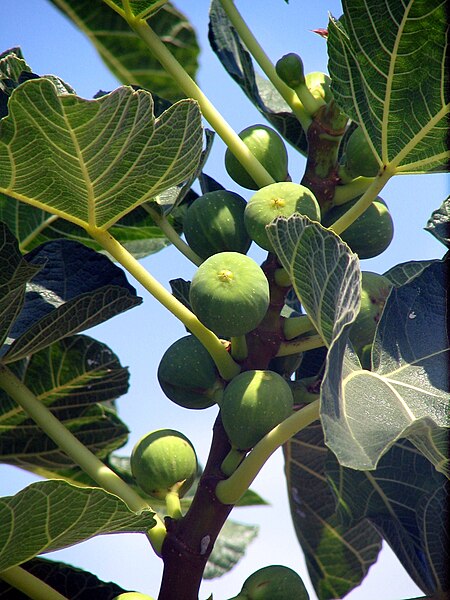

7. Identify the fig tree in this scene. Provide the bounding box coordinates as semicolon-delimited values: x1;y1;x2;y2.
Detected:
244;182;320;252
230;565;309;600
322;196;394;259
344;126;380;178
130;429;197;500
221;370;294;450
225;124;289;190
349;271;393;353
157;335;224;409
189;251;270;337
183;190;251;259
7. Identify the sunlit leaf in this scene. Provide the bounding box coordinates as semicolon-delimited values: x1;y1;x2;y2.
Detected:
328;0;450;173
0;79;203;230
321;260;449;470
0;480;155;572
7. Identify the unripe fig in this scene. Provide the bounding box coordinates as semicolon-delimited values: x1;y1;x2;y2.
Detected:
344;127;380;178
157;335;224;409
183;190;251;259
244;182;320;252
322;196;394;259
225;124;289;190
113;594;154;600
221;370;294;450
349;271;393;353
305;71;333;103
275;53;305;88
189;252;270;337
231;565;309;600
130;429;197;500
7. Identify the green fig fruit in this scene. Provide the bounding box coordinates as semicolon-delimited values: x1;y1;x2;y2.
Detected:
130;429;197;500
232;565;309;600
305;71;333;103
157;335;224;409
275;53;305;88
225;124;289;190
322;196;394;259
189;251;270;337
349;271;393;353
183;190;251;259
244;182;320;252
221;370;294;450
344;126;380;178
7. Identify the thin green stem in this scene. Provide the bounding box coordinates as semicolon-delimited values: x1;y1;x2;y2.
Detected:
221;448;246;476
333;176;375;206
143;204;203;266
290;82;326;116
88;228;240;381
0;565;68;600
219;0;311;132
165;491;183;520
330;168;394;236
128;18;275;190
230;335;248;361
276;334;325;356
283;314;317;340
216;400;320;504
0;364;167;556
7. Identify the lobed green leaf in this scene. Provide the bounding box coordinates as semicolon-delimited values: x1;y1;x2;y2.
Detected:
328;0;450;174
0;479;155;572
0;79;203;230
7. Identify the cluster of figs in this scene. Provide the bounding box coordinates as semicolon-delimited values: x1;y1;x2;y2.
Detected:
129;69;394;594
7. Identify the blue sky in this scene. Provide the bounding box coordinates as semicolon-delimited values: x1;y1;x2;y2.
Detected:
0;1;447;599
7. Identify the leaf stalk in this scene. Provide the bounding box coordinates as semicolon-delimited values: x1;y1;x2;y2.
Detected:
129;18;276;189
0;565;69;600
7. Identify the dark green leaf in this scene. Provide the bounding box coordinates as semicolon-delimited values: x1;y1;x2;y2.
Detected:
425;197;450;249
327;439;450;595
204;520;259;579
0;80;203;229
2;240;141;362
0;223;40;349
0;480;155;572
0;335;129;469
208;0;307;155
50;0;199;101
284;422;382;599
328;0;450;174
0;557;127;599
383;259;439;287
